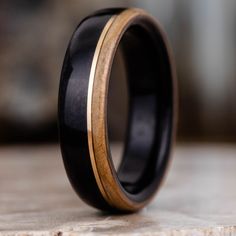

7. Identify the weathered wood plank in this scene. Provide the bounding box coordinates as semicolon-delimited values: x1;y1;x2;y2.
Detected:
0;144;236;235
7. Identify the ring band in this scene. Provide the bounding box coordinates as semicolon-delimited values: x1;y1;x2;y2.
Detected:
58;8;177;212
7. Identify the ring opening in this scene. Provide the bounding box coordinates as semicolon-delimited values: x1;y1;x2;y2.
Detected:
108;19;173;196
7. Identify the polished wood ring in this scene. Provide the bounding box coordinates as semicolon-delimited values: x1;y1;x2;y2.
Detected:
58;8;177;212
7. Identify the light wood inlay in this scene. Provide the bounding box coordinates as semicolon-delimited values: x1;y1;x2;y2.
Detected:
88;8;176;211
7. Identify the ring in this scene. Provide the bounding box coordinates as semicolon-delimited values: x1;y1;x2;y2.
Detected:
58;8;177;212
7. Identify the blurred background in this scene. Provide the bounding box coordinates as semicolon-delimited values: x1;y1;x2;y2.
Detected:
0;0;236;144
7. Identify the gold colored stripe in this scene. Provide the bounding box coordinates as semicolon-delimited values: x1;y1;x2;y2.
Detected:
87;16;117;207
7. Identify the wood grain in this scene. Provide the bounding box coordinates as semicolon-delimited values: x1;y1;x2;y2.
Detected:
0;144;236;235
89;8;176;211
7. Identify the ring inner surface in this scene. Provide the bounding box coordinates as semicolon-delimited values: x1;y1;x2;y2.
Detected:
110;21;173;196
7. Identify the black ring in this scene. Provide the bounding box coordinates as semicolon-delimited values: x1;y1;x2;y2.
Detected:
58;8;176;212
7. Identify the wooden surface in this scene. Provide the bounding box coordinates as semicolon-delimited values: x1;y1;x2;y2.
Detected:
0;144;236;235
